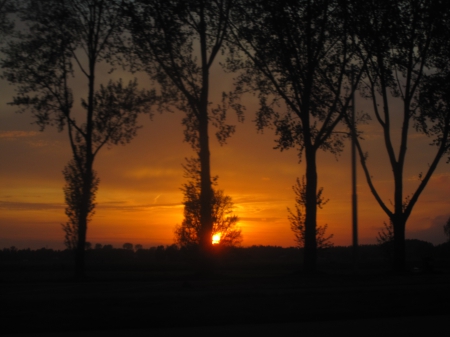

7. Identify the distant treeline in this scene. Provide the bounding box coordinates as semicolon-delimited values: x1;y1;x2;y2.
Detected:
2;240;449;272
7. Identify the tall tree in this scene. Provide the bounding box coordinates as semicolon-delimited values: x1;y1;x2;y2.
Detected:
125;0;243;264
1;0;154;279
228;0;363;272
348;0;450;271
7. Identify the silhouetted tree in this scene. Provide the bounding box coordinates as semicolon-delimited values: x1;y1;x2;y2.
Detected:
444;217;450;243
347;0;449;271
288;177;333;249
227;0;362;272
134;244;143;251
1;0;154;279
174;158;242;249
61;157;99;251
376;220;395;262
123;242;133;250
165;244;179;260
125;0;243;264
155;245;165;260
376;221;394;245
95;243;103;250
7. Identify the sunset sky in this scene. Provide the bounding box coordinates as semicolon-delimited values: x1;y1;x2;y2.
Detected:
1;56;449;250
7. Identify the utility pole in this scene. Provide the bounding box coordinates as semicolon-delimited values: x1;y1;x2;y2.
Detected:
351;65;358;271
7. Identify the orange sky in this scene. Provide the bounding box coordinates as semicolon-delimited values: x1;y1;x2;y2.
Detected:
1;62;449;250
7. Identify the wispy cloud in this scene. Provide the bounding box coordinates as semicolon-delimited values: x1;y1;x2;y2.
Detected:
0;131;39;139
124;167;181;179
0;199;183;212
0;200;64;211
239;217;282;222
96;201;182;212
233;195;287;204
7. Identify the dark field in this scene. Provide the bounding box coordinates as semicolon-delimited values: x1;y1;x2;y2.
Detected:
2;268;450;335
2;244;450;336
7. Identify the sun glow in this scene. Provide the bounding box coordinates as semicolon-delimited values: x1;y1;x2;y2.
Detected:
212;233;221;245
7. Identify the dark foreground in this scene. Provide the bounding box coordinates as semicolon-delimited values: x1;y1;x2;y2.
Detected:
2;266;450;336
5;316;450;337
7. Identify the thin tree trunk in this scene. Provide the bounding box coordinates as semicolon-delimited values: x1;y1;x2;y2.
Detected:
197;2;214;273
74;215;87;279
198;108;213;271
74;166;93;280
392;214;406;272
74;19;97;278
303;147;318;273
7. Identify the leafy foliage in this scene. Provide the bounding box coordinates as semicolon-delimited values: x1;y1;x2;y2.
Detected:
228;0;358;157
61;158;99;250
288;177;333;249
376;221;394;245
174;158;242;248
444;217;450;243
0;0;15;41
125;0;243;149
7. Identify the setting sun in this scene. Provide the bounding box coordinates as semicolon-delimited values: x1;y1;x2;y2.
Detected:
212;233;221;245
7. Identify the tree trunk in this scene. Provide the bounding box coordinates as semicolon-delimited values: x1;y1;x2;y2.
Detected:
74;167;93;280
74;41;96;279
392;214;406;272
199;110;213;253
303;147;318;273
197;4;214;273
74;217;86;279
198;102;213;273
392;149;406;272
